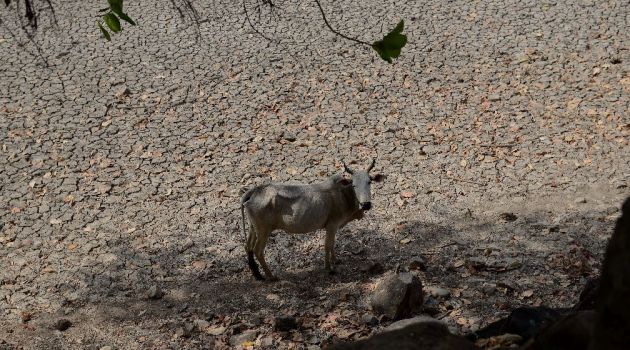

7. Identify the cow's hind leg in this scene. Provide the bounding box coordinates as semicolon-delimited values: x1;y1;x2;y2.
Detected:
324;228;337;274
246;224;264;281
254;230;277;281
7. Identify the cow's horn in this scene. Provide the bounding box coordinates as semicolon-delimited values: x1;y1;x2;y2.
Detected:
367;158;376;172
343;161;354;174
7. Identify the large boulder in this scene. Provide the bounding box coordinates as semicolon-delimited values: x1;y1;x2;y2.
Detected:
369;272;423;320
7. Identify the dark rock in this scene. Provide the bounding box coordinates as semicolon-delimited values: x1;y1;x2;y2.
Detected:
361;314;378;326
274;316;298;332
409;257;427;271
329;321;477;350
369;272;423;320
52;319;72;331
500;213;517;222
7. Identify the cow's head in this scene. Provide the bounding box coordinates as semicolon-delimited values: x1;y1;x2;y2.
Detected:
342;159;384;211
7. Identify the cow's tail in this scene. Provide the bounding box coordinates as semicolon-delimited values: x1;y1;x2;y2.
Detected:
241;188;264;281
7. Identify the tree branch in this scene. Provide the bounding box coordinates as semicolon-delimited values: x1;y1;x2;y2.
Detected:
313;0;370;46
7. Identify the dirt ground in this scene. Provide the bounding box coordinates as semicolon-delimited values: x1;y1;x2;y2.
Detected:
1;0;629;349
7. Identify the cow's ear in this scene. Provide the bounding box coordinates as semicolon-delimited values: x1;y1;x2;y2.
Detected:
371;174;385;183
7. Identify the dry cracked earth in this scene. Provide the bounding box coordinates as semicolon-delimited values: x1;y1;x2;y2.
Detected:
0;0;629;349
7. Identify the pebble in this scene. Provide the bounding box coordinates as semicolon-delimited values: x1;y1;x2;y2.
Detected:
425;286;451;298
230;330;258;346
147;285;164;300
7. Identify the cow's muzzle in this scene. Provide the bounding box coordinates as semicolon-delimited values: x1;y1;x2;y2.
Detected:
361;202;372;211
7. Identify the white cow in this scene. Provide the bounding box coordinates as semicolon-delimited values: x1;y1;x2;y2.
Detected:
240;160;384;280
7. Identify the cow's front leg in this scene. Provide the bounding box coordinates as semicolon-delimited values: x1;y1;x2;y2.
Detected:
324;228;337;274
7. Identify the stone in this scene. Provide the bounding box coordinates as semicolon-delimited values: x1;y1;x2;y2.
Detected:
230;330;258;346
193;319;210;331
574;197;587;204
361;313;379;326
500;212;518;221
99;347;113;350
425;286;450;299
52;319;72;331
369;272;423;320
274;316;298;332
385;316;443;332
408;257;427;271
147;285;164;300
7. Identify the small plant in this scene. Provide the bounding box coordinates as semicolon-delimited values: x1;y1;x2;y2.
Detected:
97;0;135;41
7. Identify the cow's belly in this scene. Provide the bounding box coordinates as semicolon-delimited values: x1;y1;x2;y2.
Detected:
276;197;328;234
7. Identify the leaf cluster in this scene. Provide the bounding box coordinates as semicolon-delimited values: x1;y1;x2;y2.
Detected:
97;0;135;41
372;20;407;63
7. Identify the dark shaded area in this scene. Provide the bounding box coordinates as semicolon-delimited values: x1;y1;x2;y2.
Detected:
465;307;566;343
329;321;477;350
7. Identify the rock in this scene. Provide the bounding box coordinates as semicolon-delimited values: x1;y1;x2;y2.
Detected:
369;272;423;320
329;321;477;350
193;319;210;331
207;326;226;336
306;346;321;350
385;316;443;332
488;94;501;101
230;330;258;346
408;257;427;271
274;316;298;332
175;323;195;338
361;313;379;326
500;212;518;221
147;285;164;300
425;286;450;299
260;336;274;347
52;319;72;331
99;347;113;350
481;283;497;295
423;296;440;316
574;197;587;204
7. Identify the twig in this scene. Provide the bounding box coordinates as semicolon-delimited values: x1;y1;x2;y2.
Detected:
243;0;273;42
313;0;371;46
480;144;516;148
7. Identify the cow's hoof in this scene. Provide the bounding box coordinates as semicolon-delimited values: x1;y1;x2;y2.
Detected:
266;276;279;282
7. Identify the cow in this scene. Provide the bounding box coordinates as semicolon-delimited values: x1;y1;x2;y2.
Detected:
240;159;384;281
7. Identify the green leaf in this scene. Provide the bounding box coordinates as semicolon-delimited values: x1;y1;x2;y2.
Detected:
392;20;404;34
103;13;121;33
108;0;123;15
98;22;111;41
372;20;408;63
118;12;136;26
